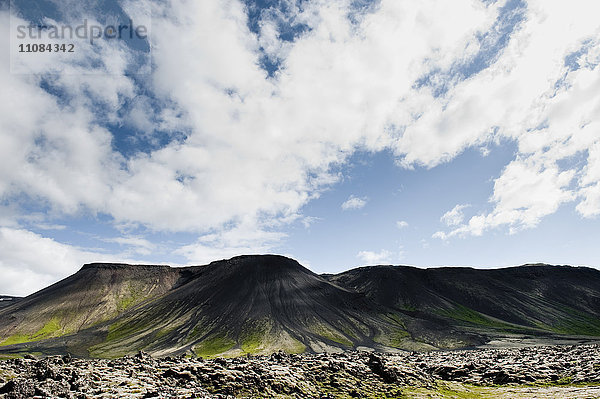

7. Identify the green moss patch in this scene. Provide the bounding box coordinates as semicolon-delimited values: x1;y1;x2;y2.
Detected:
0;334;30;347
194;333;236;358
0;354;23;360
287;338;307;354
32;317;61;339
385;312;407;327
240;328;264;353
116;282;144;312
550;315;600;336
389;330;411;347
0;317;63;346
311;324;353;347
105;319;149;343
155;324;178;339
437;304;513;329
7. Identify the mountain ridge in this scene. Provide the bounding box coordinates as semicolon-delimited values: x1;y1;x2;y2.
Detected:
1;255;599;358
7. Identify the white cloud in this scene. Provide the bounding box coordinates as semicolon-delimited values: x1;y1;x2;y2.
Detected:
0;0;502;238
578;141;600;217
440;204;470;227
436;157;577;239
34;224;67;231
396;220;409;229
103;236;157;257
1;0;600;277
414;0;600;238
174;216;286;265
357;249;393;265
341;195;368;211
0;227;134;296
301;216;321;229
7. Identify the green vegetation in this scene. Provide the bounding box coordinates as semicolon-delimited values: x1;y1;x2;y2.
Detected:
287;339;307;354
340;326;359;340
0;354;22;360
0;317;63;346
389;329;411;348
0;334;30;347
529;304;600;335
32;317;61;339
155;324;178;339
116;295;137;312
552;376;573;385
398;303;417;312
436;304;513;329
434;383;486;399
116;282;144;312
106;320;127;342
105;319;147;342
311;324;353;346
373;323;411;349
385;313;407;328
87;319;151;358
240;328;265;353
239;322;306;354
372;313;412;348
187;319;217;343
194;333;236;358
188;324;206;341
550;312;600;335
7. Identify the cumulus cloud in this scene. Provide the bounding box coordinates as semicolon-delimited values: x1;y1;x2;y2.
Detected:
0;0;502;236
396;220;409;229
2;0;600;292
0;227;133;296
301;216;321;229
578;142;600;217
357;249;393;265
424;0;600;239
440;205;470;227
341;195;368;211
103;236;157;257
174;216;287;265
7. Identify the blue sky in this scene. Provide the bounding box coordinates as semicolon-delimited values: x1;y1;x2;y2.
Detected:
1;0;600;295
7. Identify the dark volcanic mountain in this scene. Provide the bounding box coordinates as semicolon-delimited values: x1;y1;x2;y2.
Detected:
86;255;406;358
0;296;21;309
1;256;599;358
327;264;600;342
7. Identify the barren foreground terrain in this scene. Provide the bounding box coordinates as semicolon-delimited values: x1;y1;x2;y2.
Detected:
2;344;600;398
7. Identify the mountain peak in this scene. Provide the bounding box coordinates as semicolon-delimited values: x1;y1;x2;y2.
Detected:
207;254;310;275
80;263;173;271
209;254;300;265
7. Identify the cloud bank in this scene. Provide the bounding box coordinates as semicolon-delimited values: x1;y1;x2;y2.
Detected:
1;0;599;294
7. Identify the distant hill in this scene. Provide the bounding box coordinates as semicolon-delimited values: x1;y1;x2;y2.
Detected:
1;255;599;358
327;264;600;342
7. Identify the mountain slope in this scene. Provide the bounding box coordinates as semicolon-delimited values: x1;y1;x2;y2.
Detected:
1;257;600;358
0;296;20;309
327;264;600;336
0;263;183;348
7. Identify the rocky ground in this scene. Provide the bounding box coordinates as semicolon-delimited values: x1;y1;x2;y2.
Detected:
1;344;600;398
